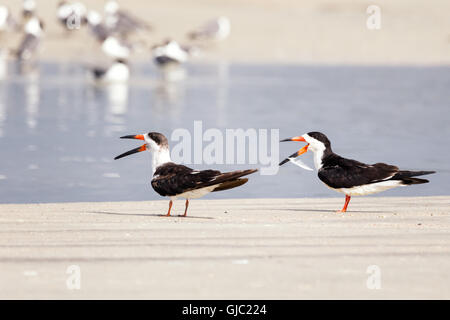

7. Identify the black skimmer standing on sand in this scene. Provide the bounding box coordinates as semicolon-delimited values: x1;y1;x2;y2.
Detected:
279;132;435;213
114;132;257;217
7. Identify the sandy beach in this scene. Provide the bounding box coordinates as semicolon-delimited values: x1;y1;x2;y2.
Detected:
0;196;449;299
1;0;450;64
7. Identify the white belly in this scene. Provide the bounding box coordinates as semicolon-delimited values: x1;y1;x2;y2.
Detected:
330;180;404;196
171;185;217;200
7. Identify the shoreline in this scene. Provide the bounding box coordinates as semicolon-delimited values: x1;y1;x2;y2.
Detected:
0;195;449;206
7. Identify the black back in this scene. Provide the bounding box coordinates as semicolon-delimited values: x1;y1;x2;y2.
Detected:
318;153;399;188
151;163;220;197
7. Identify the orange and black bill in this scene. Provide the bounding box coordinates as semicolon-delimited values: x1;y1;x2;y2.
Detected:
114;144;147;160
279;136;309;166
280;136;306;142
114;134;147;160
120;134;145;140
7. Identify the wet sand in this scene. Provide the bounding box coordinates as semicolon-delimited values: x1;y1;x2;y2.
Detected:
0;196;449;299
1;0;450;64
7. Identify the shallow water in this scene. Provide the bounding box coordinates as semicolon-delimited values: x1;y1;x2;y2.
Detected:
0;61;449;204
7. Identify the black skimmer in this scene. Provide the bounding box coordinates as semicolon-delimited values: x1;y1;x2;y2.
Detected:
188;17;230;42
279;132;435;213
91;58;129;83
114;132;257;217
16;16;44;61
103;1;151;38
56;1;87;31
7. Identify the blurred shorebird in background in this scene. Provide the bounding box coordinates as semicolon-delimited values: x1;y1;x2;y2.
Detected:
101;35;132;59
15;15;44;62
0;5;17;33
103;0;152;39
86;10;110;42
187;16;230;42
151;39;199;81
280;132;435;213
114;132;257;217
22;0;36;18
152;39;191;67
90;58;129;83
86;7;146;60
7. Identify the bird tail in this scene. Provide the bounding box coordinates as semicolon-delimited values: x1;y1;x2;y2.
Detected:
209;169;258;192
213;178;248;192
392;170;435;185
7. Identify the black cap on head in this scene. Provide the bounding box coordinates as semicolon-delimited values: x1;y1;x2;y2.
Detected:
307;132;331;148
148;132;169;148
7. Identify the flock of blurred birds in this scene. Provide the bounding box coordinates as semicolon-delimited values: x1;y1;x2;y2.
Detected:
0;0;231;82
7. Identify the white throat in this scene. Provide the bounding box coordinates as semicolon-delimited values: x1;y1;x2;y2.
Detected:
151;148;171;174
303;133;327;170
312;147;325;170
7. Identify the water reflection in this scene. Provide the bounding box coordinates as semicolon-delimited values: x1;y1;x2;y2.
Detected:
0;55;6;137
0;82;5;137
216;60;229;127
0;50;7;81
25;71;39;130
104;82;128;136
153;80;184;115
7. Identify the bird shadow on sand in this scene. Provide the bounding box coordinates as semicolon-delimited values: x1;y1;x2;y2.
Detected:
89;211;215;220
250;208;393;214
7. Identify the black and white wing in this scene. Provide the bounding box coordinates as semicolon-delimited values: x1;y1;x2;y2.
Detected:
318;154;434;188
318;155;399;189
151;162;257;197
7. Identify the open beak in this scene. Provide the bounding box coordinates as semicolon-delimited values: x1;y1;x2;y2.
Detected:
279;136;309;166
114;134;148;160
120;134;145;140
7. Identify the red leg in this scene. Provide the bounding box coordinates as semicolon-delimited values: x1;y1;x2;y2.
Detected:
164;200;173;217
182;199;189;217
337;195;351;213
